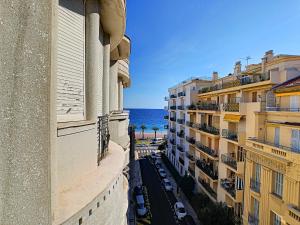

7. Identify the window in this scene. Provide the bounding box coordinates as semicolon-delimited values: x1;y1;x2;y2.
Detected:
291;129;300;152
273;172;283;198
254;163;261;182
252;92;257;102
271;211;281;225
274;127;280;146
236;177;244;190
290;95;299;111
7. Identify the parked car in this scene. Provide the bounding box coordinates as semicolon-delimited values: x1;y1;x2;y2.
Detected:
174;202;187;220
158;169;167;178
162;178;172;191
134;186;147;217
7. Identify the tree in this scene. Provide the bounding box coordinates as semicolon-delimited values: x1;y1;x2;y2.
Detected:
152;126;159;139
131;124;137;130
140;124;146;139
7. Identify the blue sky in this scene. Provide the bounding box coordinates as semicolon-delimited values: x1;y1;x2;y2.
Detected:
124;0;300;109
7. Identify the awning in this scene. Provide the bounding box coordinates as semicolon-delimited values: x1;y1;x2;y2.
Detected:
223;114;242;122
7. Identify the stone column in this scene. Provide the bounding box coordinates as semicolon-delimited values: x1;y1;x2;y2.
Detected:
85;0;100;119
109;61;119;112
103;33;110;115
119;80;124;111
0;1;53;224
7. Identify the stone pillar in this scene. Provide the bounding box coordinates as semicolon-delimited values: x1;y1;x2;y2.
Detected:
119;80;124;111
0;1;53;224
103;33;110;115
109;61;119;112
86;0;100;119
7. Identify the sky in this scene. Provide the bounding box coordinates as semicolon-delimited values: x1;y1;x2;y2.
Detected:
124;0;300;109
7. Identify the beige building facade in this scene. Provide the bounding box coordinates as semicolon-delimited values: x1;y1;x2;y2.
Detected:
0;0;131;225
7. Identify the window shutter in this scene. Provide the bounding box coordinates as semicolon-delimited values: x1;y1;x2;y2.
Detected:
57;0;85;121
291;129;300;152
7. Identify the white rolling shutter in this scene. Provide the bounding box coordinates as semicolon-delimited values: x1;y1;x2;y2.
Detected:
57;0;85;121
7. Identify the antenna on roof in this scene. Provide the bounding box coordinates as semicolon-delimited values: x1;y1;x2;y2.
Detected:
240;56;252;66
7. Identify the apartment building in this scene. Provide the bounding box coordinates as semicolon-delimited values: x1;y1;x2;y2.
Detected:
165;51;300;222
1;1;131;225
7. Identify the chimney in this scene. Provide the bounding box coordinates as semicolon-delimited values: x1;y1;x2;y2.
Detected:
234;61;241;76
212;71;218;81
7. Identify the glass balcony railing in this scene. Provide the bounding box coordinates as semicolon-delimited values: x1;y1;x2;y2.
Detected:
198;177;217;199
220;178;236;198
197;102;220;111
196;123;220;135
195;142;218;157
196;159;218;180
186;136;196;145
222;129;238;142
250;178;260;193
248;213;259;225
221;154;237;170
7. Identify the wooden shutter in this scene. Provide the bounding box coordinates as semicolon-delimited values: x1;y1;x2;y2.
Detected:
57;0;85;121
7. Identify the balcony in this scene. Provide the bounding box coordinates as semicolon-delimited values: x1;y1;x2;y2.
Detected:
97;115;110;165
186;136;196;145
195;142;218;158
196;159;218;180
198;177;217;199
177;105;185;110
188;167;195;177
177;144;185;152
171;148;175;155
221;154;237;170
170;117;176;122
266;106;300;112
186;152;195;162
222;129;238;142
220;179;236;198
179;156;185;165
164;115;169;119
186;104;197;110
170;106;176;110
170;128;176;133
170;94;177;99
178;91;186;97
169;139;176;145
223;103;239;112
118;59;130;87
248;213;259;225
197;102;220;111
177;118;185;125
177;130;185;138
250;178;260;193
197;123;220;136
185;121;194;128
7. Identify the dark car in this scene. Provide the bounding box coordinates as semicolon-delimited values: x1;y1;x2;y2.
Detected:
183;215;196;225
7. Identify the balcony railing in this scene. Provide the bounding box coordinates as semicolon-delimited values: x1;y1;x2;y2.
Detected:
220;178;236;198
177;105;185;110
266;106;300;112
171;149;175;155
197;102;220;111
198;178;217;199
97;115;110;165
186;136;196;144
177;144;184;152
248;213;259;225
177;131;185;138
185;121;194;127
221;154;237;170
170;117;176;122
178;92;186;97
196;159;218;180
164;115;169;119
195;142;218;157
179;156;185;165
186;104;197;110
197;123;220;135
248;137;299;153
170;128;176;133
223;103;239;112
222;129;238;142
170;94;177;99
188;167;195;177
170;106;176;110
177;118;185;124
250;178;260;193
186;152;195;162
170;139;176;145
198;73;270;94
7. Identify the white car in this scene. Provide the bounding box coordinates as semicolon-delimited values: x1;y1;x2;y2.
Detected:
162;178;172;191
174;202;187;220
158;169;167;178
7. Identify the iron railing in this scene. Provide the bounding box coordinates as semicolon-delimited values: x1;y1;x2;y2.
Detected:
186;152;195;162
170;128;176;133
223;103;239;112
170;139;176;145
222;129;238;142
178;92;186;97
197;123;220;135
266;106;300;112
179;156;185;165
220;179;236;198
197;102;220;111
250;178;260;193
170;105;176;110
177;130;185;138
177;105;185;110
177;144;184;152
195;142;218;157
186;104;197;110
97;115;110;165
198;178;217;199
185;121;194;127
170;94;177;98
188;167;195;177
177;118;185;124
186;136;196;144
196;159;218;180
221;154;237;170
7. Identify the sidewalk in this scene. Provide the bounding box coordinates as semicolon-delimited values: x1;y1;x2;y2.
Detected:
160;160;202;225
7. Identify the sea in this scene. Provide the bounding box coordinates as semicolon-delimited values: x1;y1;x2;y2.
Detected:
126;108;168;133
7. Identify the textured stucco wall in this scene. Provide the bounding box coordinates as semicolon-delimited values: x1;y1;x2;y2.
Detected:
0;0;53;224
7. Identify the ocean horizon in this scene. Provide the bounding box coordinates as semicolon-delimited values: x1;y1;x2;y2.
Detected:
126;108;168;133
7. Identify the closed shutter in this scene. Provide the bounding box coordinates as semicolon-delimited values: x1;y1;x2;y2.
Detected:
57;0;85;121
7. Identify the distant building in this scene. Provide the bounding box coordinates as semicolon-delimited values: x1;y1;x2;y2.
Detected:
1;0;131;225
165;51;300;223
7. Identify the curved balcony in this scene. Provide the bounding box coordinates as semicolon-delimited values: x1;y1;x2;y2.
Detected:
118;59;130;87
100;0;127;51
